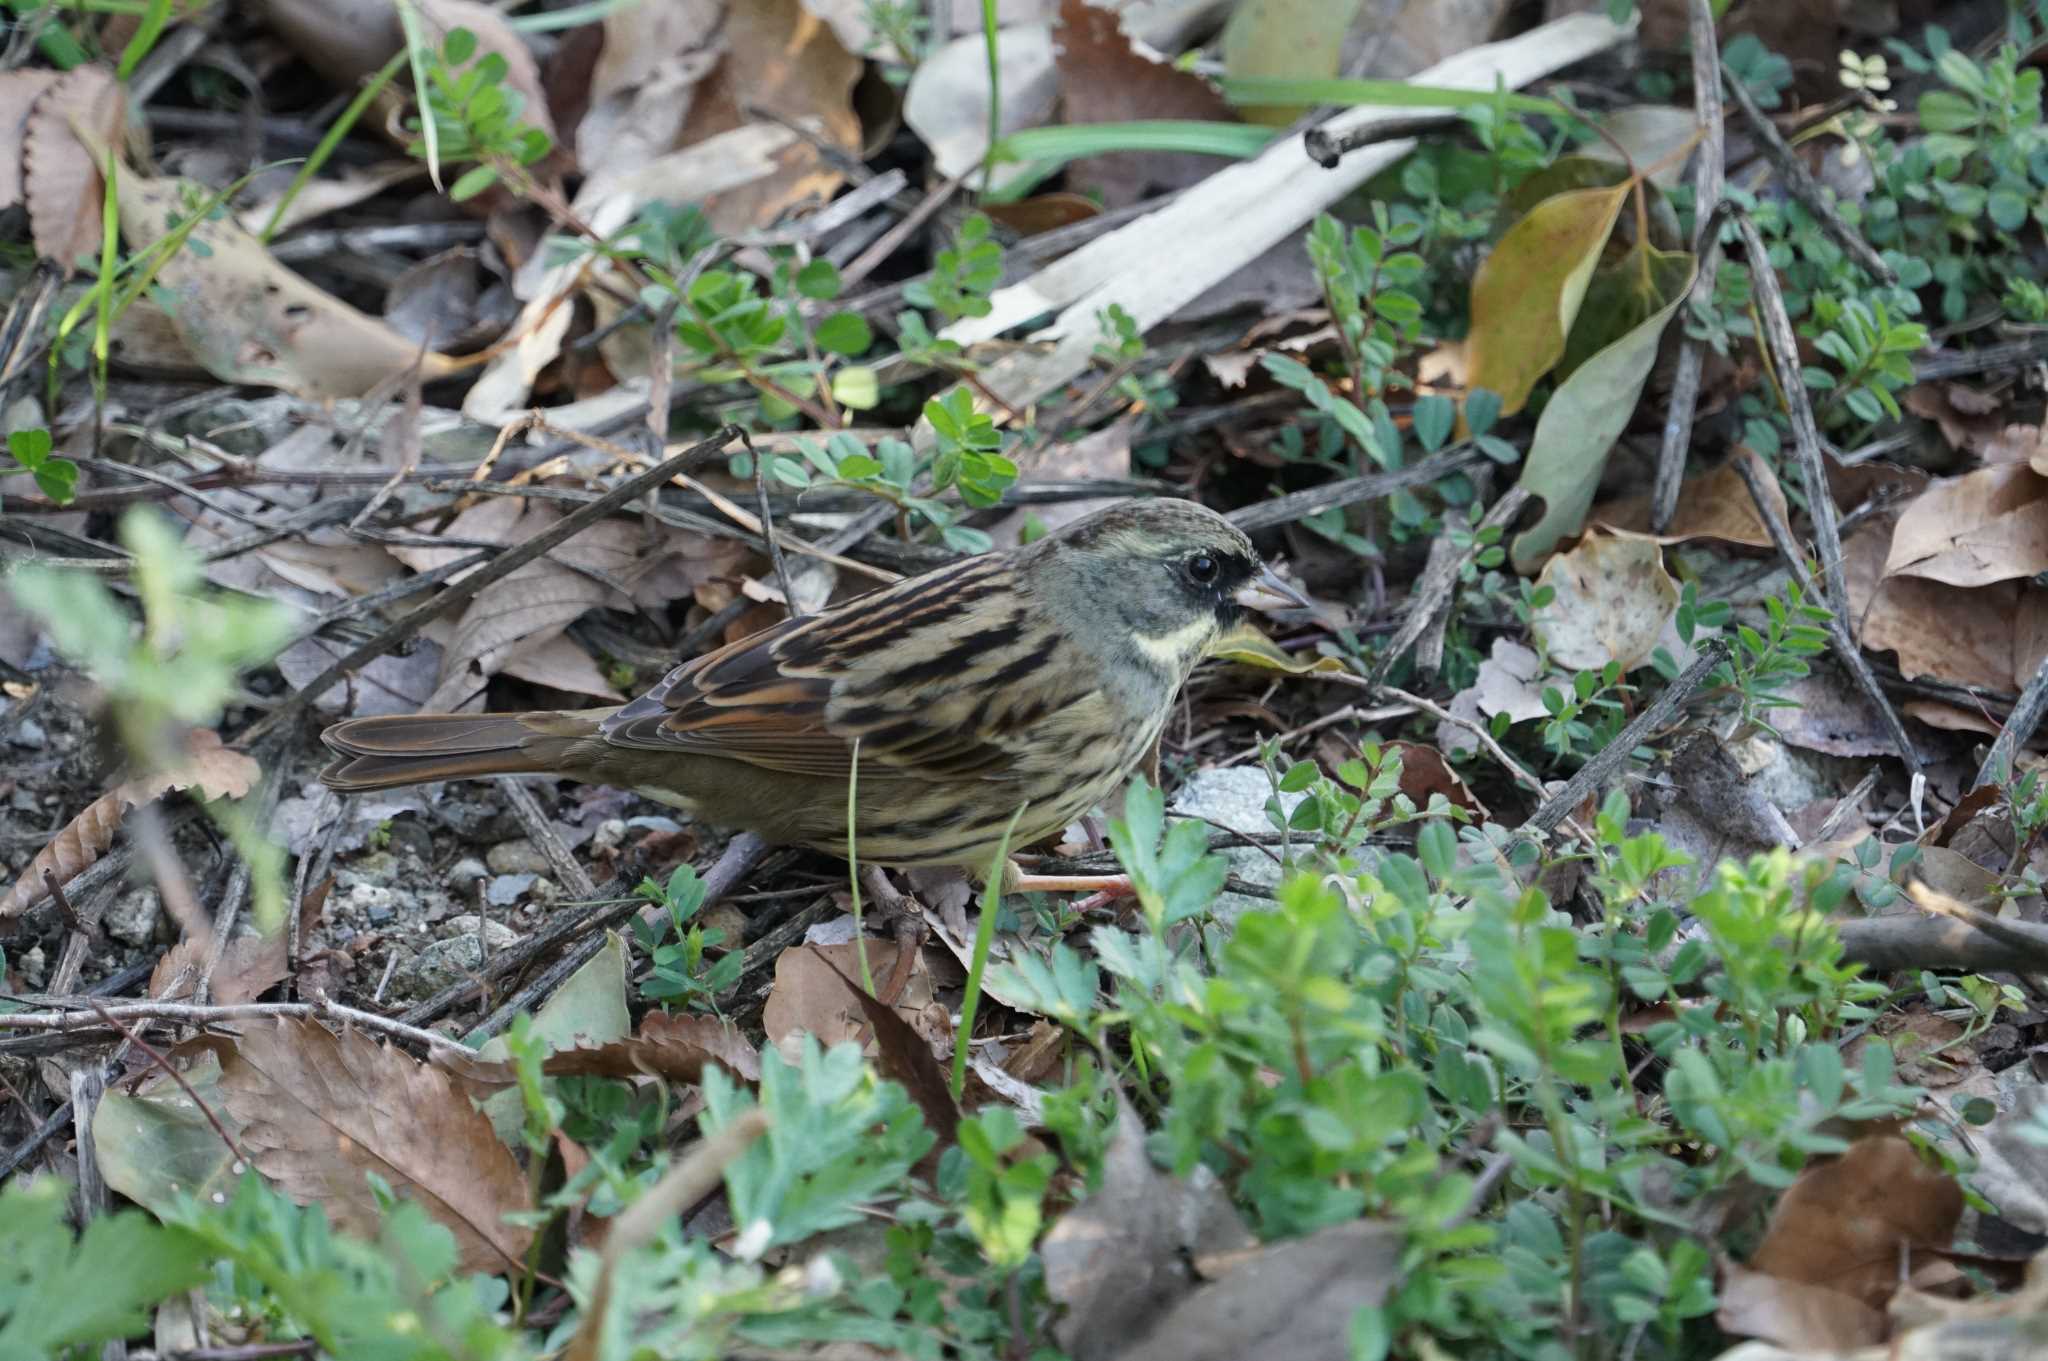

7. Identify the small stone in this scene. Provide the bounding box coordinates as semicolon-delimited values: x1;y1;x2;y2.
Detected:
446;857;488;888
1169;767;1308;922
701;903;747;946
348;882;397;926
591;818;630;856
485;873;536;906
103;886;163;947
486;838;550;876
16;945;45;988
443;914;521;950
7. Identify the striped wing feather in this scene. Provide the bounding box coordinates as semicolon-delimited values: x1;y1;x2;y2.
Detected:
598;556;1039;781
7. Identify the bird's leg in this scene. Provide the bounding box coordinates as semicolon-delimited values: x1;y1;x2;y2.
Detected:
859;863;915;930
999;858;1134;898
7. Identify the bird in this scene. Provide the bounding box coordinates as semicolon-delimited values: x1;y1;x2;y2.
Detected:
319;497;1307;889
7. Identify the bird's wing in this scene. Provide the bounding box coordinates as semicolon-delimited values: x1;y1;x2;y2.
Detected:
599;554;1044;780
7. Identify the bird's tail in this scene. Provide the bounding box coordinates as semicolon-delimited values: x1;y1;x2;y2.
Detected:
319;711;602;792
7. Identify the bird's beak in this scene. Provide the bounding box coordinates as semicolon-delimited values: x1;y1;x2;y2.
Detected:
1233;563;1312;613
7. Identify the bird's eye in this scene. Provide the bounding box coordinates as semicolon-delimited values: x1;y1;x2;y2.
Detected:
1185;552;1220;585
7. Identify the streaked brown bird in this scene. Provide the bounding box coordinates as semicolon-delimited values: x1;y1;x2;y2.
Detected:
320;498;1305;886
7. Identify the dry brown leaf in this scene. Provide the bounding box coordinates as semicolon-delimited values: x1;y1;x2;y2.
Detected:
236;161;425;238
762;940;947;1053
219;1017;534;1275
1846;520;2048;693
1717;1261;1887;1352
1053;0;1237;209
669;0;861;233
149;931;290;1006
25;65;127;274
1747;1135;1963;1309
1385;740;1489;818
1594;447;1786;549
0;69;61;209
254;0;555;153
1043;1090;1256;1361
1902;700;2004;738
1885;465;2048;588
412;502;650;713
576;0;724;182
1529;530;1677;671
1115;1217;1404;1361
114;167;467;397
826;957;961;1151
2;729;259;919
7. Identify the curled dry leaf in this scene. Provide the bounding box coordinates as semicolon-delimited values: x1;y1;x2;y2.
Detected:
2;728;258;919
1529;529;1677;672
1042;1090;1256;1361
762;940;947;1055
0;69;61;210
219;1017;534;1275
1847;519;2048;692
905;24;1059;190
1384;740;1489;818
252;0;556;154
1595;447;1787;550
575;0;724;185
25;64;128;274
149;931;290;1006
1884;465;2048;589
1053;0;1237;209
114;168;468;398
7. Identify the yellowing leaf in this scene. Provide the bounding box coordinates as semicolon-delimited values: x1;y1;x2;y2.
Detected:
1512;247;1698;571
1465;181;1630;417
1210;622;1349;675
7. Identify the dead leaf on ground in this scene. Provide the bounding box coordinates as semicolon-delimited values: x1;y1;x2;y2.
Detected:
1529;530;1677;671
671;0;862;234
1438;637;1549;756
114;167;467;397
25;64;127;274
1717;1261;1887;1353
220;1018;533;1274
1053;0;1237;209
1846;519;2048;693
1903;383;2043;466
904;24;1058;192
574;0;724;186
1744;1134;1962;1313
3;728;259;919
445;1009;761;1089
1596;447;1787;549
1385;740;1489;818
1119;1216;1405;1361
255;0;557;158
382;246;517;352
762;940;949;1055
1042;1089;1256;1361
149;931;289;1007
0;68;61;210
826;958;961;1151
390;499;652;713
1771;669;1899;759
1885;465;2048;588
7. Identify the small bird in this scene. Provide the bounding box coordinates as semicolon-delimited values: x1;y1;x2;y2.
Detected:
320;498;1306;884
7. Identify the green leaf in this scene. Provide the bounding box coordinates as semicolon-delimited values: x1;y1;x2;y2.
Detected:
0;1180;209;1354
7;427;53;467
814;310;873;356
32;457;78;504
794;257;842;300
448;164;499;201
443;26;478;63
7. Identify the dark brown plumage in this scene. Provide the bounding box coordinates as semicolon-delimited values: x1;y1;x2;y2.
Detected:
320;498;1304;871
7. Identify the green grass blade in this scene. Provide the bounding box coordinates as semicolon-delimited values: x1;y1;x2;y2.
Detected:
115;0;173;80
993;120;1277;170
262;50;407;242
952;802;1028;1101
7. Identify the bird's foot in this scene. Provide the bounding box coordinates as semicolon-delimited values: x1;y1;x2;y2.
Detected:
858;863;917;931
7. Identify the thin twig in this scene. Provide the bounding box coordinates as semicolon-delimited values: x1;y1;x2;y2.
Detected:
1974;650;2048;791
1729;450;1922;767
1369;486;1529;685
1729;210;1855;617
1227;446;1483;533
1650;0;1727;533
1522;643;1728;839
1721;63;1894;283
242;427;741;743
746;430;803;616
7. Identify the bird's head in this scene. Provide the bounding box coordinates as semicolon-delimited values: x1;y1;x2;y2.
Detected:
1032;498;1308;682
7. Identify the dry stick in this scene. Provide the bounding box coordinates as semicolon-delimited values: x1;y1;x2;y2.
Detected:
0;997;473;1060
1227;446;1483;534
1975;650;2048;792
1835;912;2048;975
1729;452;1922;767
743;430;803;617
1649;0;1727;533
1521;642;1728;838
242;427;741;745
840;173;965;292
1368;485;1529;686
1720;63;1895;285
498;778;598;900
1730;212;1856;626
